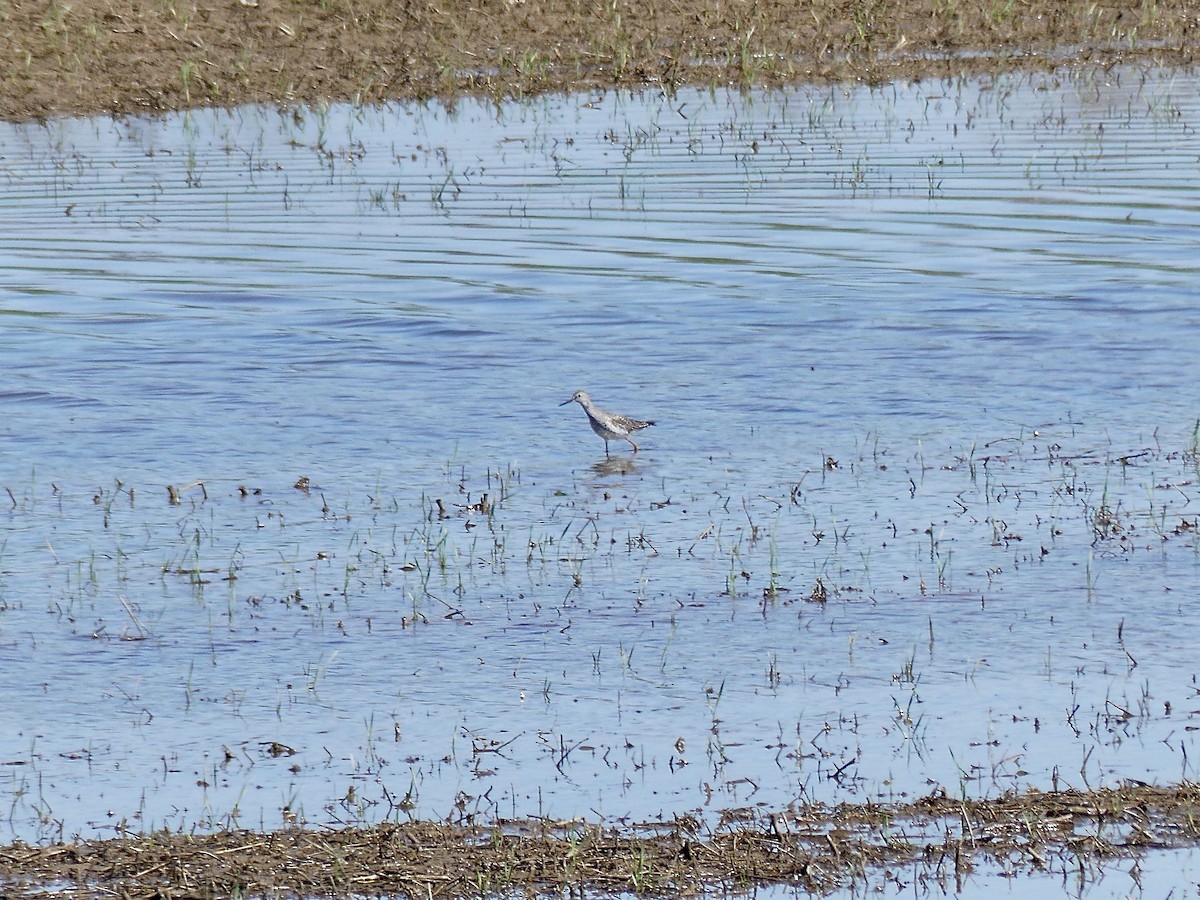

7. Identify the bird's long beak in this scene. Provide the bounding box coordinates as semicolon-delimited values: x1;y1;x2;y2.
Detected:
558;397;574;406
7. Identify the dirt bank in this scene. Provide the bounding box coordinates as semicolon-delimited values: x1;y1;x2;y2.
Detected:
3;0;1198;121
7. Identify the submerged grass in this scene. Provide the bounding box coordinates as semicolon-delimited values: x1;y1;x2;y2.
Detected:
4;426;1200;887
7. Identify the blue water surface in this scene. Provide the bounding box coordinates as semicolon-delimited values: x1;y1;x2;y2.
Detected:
0;65;1197;881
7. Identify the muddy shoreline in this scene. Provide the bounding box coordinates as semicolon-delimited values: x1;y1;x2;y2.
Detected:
4;783;1199;898
3;0;1199;121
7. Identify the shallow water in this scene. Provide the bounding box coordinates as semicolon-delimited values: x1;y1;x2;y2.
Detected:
819;844;1200;900
1;62;1199;883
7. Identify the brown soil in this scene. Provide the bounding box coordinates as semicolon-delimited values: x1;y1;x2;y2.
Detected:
2;0;1199;121
4;782;1200;897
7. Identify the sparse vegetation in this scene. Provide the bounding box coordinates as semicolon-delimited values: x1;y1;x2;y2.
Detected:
1;0;1198;120
4;782;1200;897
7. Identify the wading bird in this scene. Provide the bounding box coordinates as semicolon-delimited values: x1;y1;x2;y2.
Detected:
560;390;655;456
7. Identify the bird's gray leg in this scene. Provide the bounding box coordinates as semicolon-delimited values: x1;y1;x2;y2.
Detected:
628;436;640;453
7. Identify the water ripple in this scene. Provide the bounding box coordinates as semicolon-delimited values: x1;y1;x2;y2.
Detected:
0;66;1198;846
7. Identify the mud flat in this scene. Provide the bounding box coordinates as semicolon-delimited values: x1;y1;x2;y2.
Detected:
3;0;1199;120
1;783;1198;897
